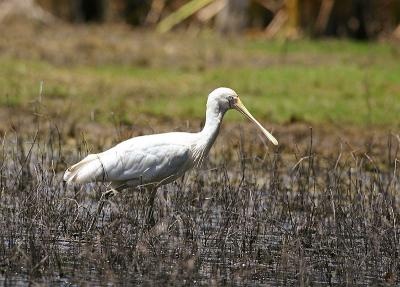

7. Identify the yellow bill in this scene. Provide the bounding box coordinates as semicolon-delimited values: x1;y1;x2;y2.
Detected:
234;98;278;146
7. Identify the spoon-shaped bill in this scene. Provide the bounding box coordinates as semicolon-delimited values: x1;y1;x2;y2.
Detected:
234;98;278;146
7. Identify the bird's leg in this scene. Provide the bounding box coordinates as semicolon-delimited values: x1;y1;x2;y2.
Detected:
145;186;158;228
87;185;120;232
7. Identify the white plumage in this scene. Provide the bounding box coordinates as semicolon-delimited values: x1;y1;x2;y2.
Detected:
64;133;196;188
64;87;278;191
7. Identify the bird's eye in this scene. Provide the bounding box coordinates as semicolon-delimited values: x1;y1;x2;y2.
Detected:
227;96;235;107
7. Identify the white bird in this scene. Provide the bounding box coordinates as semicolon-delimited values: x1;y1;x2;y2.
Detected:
64;87;278;228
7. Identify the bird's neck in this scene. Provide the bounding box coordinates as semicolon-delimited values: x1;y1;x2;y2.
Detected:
198;103;225;152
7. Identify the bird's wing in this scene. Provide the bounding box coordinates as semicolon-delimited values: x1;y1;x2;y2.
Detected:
107;142;192;183
64;141;192;186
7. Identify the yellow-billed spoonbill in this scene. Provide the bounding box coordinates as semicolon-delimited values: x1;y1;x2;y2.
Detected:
64;87;278;229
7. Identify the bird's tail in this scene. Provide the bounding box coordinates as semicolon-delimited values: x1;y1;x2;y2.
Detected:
63;154;104;184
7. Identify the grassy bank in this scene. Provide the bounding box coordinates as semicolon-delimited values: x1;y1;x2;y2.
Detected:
1;24;400;129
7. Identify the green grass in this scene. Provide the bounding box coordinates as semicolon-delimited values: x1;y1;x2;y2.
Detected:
243;38;396;55
1;38;400;128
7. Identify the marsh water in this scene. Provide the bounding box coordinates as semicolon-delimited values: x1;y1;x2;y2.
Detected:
0;134;399;286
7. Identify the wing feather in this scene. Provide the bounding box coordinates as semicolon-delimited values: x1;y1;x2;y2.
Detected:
64;137;193;187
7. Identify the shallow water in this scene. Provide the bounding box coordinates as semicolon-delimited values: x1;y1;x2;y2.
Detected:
0;138;399;286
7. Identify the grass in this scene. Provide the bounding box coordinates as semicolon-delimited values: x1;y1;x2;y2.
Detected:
1;25;400;129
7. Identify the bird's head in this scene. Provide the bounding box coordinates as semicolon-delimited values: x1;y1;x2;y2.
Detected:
207;87;278;145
